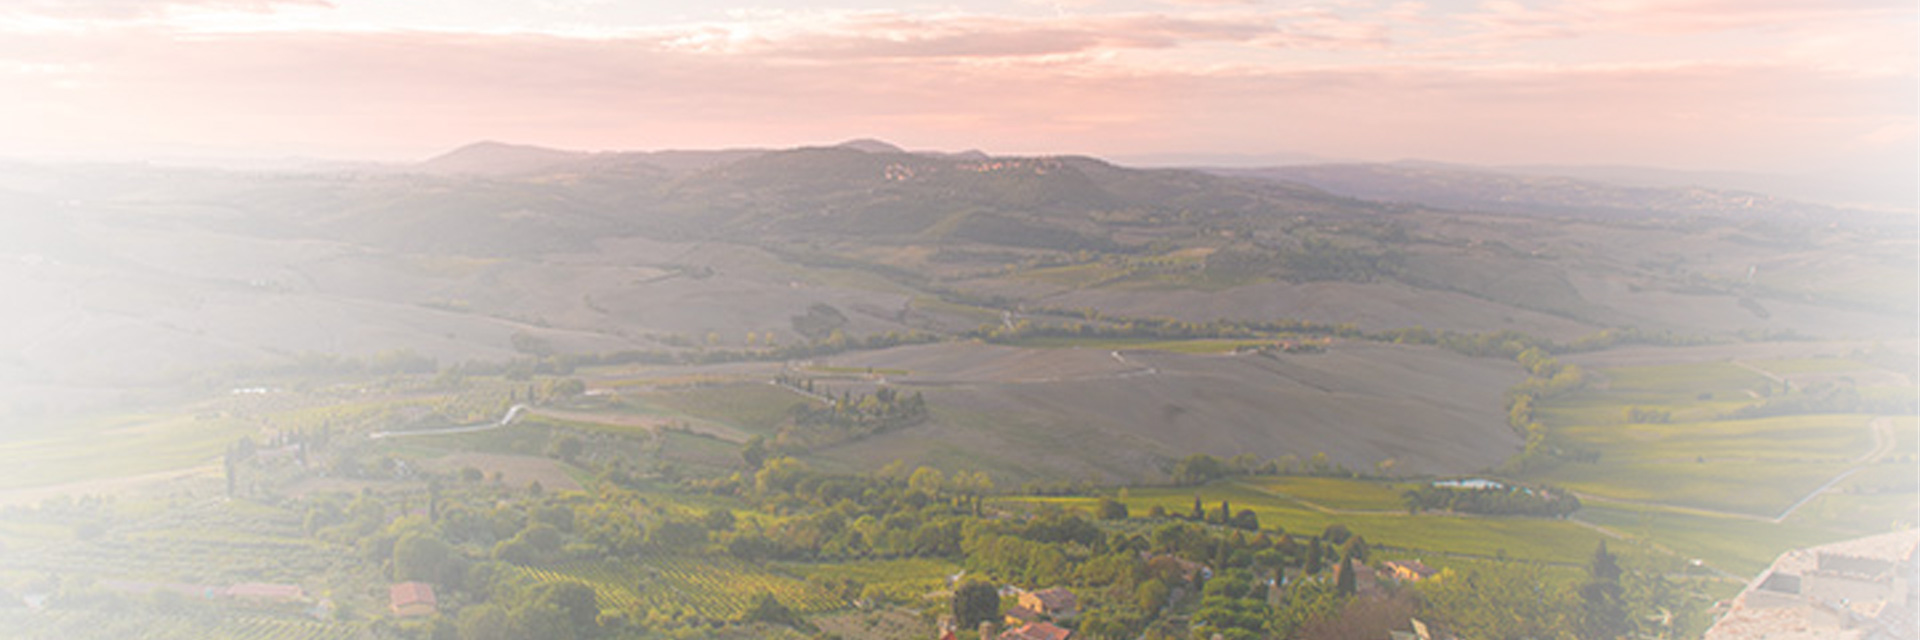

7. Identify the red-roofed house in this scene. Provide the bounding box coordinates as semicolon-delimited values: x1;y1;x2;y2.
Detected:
1004;604;1042;626
1000;621;1072;640
390;582;437;618
1018;587;1078;619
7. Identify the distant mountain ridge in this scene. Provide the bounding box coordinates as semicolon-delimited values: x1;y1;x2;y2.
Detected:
1214;162;1879;222
416;139;1894;222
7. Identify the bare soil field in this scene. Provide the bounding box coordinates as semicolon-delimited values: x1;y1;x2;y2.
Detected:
1037;280;1599;339
807;341;1523;481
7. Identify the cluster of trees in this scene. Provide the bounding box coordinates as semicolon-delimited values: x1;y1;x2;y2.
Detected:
1415;542;1705;640
1171;495;1261;531
965;315;1260;344
1275;237;1404;283
1169;452;1363;486
1723;381;1917;419
788;303;849;342
553;329;941;370
1401;483;1581;517
1499;347;1589;473
784;384;929;439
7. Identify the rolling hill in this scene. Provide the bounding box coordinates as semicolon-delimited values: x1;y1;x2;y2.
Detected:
0;141;1909;480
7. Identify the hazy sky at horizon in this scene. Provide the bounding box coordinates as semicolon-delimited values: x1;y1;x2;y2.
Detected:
0;0;1912;175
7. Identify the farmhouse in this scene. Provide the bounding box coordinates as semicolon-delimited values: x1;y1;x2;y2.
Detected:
1381;560;1439;582
389;582;438;618
1018;587;1078;619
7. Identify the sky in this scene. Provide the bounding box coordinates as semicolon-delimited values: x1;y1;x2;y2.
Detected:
0;0;1913;176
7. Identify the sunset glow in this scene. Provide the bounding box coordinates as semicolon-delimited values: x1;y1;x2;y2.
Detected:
1;0;1911;174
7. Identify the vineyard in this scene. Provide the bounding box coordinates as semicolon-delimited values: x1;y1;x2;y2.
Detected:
773;557;960;604
811;608;933;640
0;498;339;586
515;555;844;621
0;609;386;640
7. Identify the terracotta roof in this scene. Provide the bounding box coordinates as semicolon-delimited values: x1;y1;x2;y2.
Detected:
1000;621;1072;640
389;582;437;611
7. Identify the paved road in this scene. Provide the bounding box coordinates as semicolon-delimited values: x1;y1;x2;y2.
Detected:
368;404;529;440
1769;415;1895;522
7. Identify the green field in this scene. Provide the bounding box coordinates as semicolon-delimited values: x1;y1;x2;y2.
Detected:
1575;504;1841;577
643;384;807;436
1517;356;1919;574
1006;479;1609;565
1589;362;1772;404
518;555;844;620
0;412;255;491
1235;476;1415;512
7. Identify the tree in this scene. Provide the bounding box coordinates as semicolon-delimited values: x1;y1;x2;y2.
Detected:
1588;541;1622;582
1578;541;1630;640
393;532;459;586
1173;453;1230;485
702;507;736;532
909;466;945;497
456;603;514;640
550;435;584;463
742;435;769;470
1097;497;1130;520
1340;536;1368;563
530;581;600;633
1335;556;1357;597
1416;564;1575;640
1137;579;1171;612
648;519;706;550
1230;509;1260;531
952;579;1000;629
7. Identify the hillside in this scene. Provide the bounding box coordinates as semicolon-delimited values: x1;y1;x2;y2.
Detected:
0;143;1910;472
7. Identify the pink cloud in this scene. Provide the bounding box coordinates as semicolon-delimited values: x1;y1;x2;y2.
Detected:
3;0;331;21
640;10;1381;60
1588;0;1912;33
0;27;1902;174
1454;0;1910;44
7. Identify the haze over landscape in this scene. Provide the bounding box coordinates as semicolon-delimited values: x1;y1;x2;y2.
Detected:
0;1;1914;640
3;0;1914;207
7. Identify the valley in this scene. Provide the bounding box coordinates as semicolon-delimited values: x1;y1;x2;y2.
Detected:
0;143;1911;639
